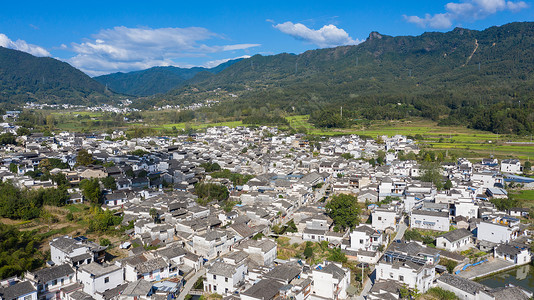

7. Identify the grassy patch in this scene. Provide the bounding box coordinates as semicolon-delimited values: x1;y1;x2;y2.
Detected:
511;190;534;208
283;116;534;159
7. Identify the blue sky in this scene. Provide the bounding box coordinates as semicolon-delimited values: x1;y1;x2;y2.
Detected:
0;0;532;76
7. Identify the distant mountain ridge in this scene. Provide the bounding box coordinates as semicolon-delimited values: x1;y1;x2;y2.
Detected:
130;21;534;134
0;46;110;106
94;58;243;96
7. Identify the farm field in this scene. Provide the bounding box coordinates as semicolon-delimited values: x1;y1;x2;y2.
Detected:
286;116;534;160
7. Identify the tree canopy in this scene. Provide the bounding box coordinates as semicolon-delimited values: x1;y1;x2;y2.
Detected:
325;194;362;231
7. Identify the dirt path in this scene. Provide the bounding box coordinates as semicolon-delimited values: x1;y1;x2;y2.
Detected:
463;39;479;67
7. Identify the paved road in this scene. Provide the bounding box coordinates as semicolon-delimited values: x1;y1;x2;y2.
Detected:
356;268;375;300
457;259;514;279
178;267;206;300
394;217;407;241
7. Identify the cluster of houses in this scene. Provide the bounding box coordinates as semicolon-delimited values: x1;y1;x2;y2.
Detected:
0;124;533;300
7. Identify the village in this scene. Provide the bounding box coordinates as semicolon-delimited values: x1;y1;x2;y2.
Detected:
0;116;534;300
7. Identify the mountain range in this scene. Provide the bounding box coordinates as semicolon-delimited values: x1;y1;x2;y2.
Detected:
0;22;533;134
148;21;534;111
93;58;243;96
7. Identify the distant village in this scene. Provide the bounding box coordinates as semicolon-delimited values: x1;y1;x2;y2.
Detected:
1;110;534;300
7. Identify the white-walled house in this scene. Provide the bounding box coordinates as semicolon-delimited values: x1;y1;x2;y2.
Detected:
119;255;170;282
501;159;522;174
454;201;479;220
25;264;76;300
203;261;247;295
494;244;531;265
477;216;525;244
235;238;277;267
372;207;398;231
49;236;107;267
0;281;37;300
311;262;351;300
410;210;450;232
436;229;473;252
349;225;386;252
77;263;124;300
189;231;235;260
436;274;493;300
375;259;435;293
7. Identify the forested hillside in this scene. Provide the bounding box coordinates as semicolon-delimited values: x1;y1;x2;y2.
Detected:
0;47;111;106
94;58;242;96
136;22;534;134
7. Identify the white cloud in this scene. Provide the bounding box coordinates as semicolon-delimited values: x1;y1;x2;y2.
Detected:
67;26;260;76
273;21;361;48
0;33;50;57
203;55;251;68
405;0;528;29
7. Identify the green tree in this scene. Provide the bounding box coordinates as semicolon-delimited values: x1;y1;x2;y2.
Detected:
341;153;354;160
76;149;95;166
100;238;111;247
80;178;102;204
325;194;361;230
194;183;229;203
16;127;31;136
149;208;159;223
524;161;532;172
0;133;16;145
101;176;117;190
421;163;444;190
9;163;18;174
440;258;458;274
286;219;298;233
304;242;314;259
38;159;52;172
327;247;347;263
444;179;453;190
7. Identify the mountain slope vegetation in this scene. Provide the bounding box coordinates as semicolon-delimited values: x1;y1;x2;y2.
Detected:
136;22;534;134
0;46;110;106
94;58;243;96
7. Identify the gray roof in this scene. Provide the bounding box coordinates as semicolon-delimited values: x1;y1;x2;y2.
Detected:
122;279;153;297
438;228;472;243
69;290;94;300
264;263;301;283
31;264;75;283
320;263;346;280
495;244;522;256
438;274;488;295
242;279;284;300
353;225;376;235
101;283;128;300
135;257;168;274
369;280;401;295
208;261;238;277
79;263;121;277
236;239;276;253
155;246;187;260
0;281;36;300
411;210;449;218
490;287;530;300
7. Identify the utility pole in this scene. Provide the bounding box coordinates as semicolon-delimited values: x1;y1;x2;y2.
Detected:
340;106;343;119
